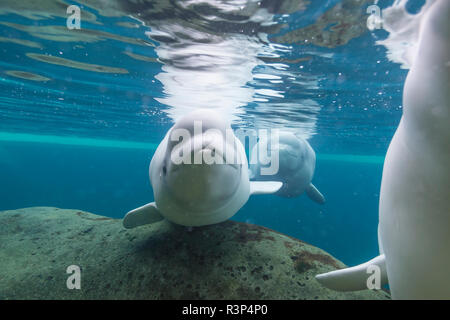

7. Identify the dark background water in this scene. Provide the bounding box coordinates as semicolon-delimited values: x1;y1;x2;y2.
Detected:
0;139;381;266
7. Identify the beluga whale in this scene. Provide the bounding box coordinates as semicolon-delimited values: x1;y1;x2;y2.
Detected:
316;0;450;299
123;109;283;228
249;131;325;204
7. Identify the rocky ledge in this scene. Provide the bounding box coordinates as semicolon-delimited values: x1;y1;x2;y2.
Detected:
0;207;389;300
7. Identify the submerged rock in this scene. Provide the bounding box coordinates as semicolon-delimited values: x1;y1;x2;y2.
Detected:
0;207;389;300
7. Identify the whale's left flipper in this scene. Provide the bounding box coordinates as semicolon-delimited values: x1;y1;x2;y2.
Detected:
315;254;388;291
123;202;164;229
250;181;282;195
306;183;325;204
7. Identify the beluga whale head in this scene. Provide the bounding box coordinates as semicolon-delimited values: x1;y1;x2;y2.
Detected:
123;108;283;228
159;109;245;220
249;131;325;204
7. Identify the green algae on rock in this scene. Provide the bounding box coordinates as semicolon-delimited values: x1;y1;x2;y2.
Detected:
0;207;390;300
0;36;42;49
272;0;373;48
26;53;129;74
0;22;155;46
123;51;160;63
5;70;51;82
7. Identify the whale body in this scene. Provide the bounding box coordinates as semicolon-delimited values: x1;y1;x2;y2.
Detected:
123;109;282;228
316;0;450;299
249;132;325;204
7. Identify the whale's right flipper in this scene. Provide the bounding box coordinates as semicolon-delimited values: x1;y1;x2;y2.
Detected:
315;254;388;291
123;202;164;229
306;183;325;204
250;181;283;195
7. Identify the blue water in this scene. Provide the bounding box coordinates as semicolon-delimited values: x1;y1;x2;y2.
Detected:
0;0;424;267
0;137;382;266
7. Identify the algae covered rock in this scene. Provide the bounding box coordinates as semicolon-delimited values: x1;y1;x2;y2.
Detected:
0;207;389;300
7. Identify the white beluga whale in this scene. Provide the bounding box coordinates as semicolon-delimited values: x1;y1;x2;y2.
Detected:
123;109;283;228
249;131;325;204
316;0;450;299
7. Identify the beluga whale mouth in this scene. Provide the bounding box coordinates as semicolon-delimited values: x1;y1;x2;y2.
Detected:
165;160;242;214
165;129;243;213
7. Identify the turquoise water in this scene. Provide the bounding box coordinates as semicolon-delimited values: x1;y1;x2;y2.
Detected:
0;0;423;267
0;139;382;266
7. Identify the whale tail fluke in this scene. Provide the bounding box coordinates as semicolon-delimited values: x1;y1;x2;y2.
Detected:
123;202;164;229
306;183;325;204
315;254;388;291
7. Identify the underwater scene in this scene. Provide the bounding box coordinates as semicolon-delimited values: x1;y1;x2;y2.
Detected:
0;0;449;301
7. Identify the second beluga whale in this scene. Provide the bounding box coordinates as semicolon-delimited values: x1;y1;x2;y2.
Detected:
123;109;283;228
249;131;325;204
